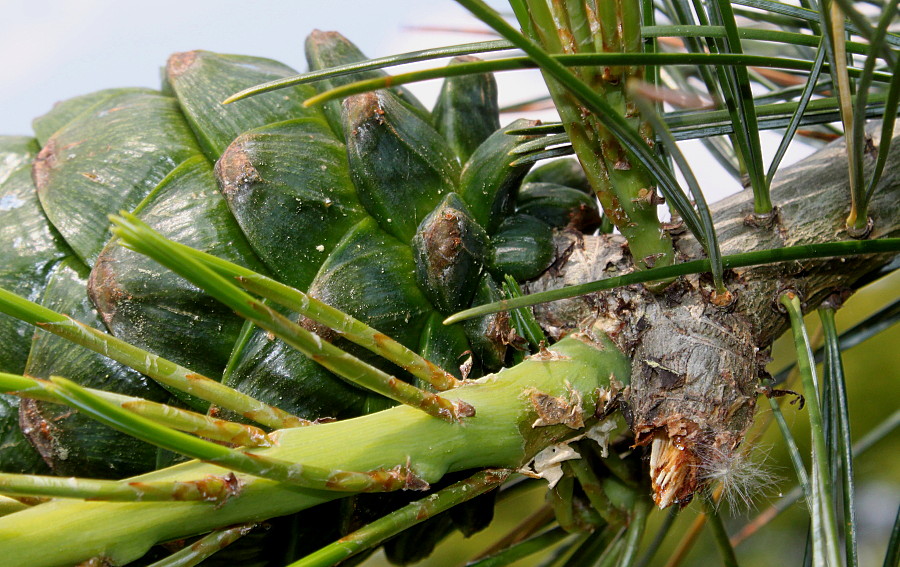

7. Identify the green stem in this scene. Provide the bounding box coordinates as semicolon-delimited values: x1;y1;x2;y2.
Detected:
0;287;306;430
732;410;898;547
155;238;460;391
455;0;704;258
635;506;679;567
819;307;859;567
702;490;739;567
619;497;651;567
596;530;628;567
502;275;547;350
768;397;812;502
0;335;629;567
225;24;889;105
851;0;900;231
630;82;725;293
525;0;675;272
468;525;569;567
445;238;900;323
147;524;256;567
49;376;424;494
301;52;888;108
561;526;620;567
829;2;866;232
110;213;469;422
711;0;771;213
641;25;877;56
765;36;828;186
884;506;900;567
864;51;900;207
0;372;270;447
567;457;626;525
0;496;28;517
238;274;459;391
224;40;513;103
291;469;512;567
0;472;240;504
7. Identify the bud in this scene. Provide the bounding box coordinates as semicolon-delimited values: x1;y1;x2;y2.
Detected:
413;193;488;313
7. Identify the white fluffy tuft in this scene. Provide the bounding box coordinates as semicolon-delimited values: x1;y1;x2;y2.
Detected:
694;444;779;513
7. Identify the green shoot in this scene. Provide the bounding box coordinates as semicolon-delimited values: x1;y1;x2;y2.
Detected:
445;238;900;324
0;287;306;430
152;238;459;391
467;526;569;566
287;469;511;567
0;471;240;504
0;372;270;447
779;292;841;567
146;525;257;567
110;213;471;423
49;376;426;493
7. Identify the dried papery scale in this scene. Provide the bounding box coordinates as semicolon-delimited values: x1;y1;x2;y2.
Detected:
482;0;770;509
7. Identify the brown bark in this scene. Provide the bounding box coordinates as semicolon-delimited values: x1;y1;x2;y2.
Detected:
526;124;900;507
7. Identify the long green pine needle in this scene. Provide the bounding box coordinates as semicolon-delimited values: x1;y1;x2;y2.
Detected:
819;307;859;567
444;238;900;324
146;525;257;567
780;293;842;567
453;0;707;250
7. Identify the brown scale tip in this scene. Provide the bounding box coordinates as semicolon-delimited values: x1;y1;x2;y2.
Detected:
166;51;200;79
648;432;700;509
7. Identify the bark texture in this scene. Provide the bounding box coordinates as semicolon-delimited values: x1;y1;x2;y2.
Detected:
526;124;900;506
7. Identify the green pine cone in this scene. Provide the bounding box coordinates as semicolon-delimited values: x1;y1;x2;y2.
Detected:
0;30;569;564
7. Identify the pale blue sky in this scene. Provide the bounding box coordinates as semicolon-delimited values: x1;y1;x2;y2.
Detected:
2;0;812;201
1;0;512;136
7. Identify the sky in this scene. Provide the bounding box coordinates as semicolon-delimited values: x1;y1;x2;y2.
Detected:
0;0;514;136
0;0;816;203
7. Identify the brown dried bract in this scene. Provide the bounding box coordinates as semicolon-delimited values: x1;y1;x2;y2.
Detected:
527;388;584;429
166;51;199;79
215;141;262;199
647;431;699;508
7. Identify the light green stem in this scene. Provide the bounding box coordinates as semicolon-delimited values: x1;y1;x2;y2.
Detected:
147;524;256;567
780;293;842;567
828;2;865;233
0;335;629;567
50;377;424;494
0;495;28;517
702;490;738;567
0;372;270;447
158;238;459;391
291;469;512;567
619;496;651;567
818;307;859;567
111;214;468;422
238;274;460;390
467;525;570;567
0;472;239;504
526;0;675;272
445;238;900;324
0;286;306;430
